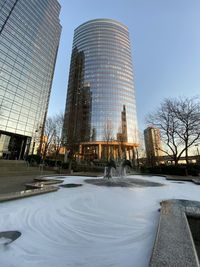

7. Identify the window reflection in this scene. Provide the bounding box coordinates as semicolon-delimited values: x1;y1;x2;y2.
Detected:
0;0;61;158
63;19;139;160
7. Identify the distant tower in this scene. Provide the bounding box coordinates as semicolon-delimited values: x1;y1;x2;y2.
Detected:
144;127;163;166
63;19;138;160
0;0;61;158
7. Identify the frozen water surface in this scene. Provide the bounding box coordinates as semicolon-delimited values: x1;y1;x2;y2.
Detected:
0;175;200;267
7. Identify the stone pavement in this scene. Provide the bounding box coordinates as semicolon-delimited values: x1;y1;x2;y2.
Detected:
0;175;40;194
0;159;59;193
0;172;101;194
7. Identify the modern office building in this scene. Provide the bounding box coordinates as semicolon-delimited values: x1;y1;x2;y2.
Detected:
144;126;163;166
0;0;61;158
63;19;138;160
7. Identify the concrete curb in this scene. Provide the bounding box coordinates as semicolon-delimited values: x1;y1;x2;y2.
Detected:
150;199;200;267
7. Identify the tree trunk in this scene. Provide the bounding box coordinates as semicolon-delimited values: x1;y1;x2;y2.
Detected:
174;157;179;166
68;159;72;173
106;142;109;162
185;146;189;166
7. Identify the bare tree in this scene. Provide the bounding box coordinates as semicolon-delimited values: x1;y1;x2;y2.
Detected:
172;97;200;164
42;117;56;159
103;119;114;161
51;113;64;161
116;123;127;160
147;97;200;165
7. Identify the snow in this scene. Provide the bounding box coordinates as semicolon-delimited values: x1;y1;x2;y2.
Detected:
0;175;200;267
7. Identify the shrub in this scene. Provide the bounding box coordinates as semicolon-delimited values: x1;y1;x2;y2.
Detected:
161;165;187;176
187;164;200;176
44;159;62;167
26;155;41;165
61;162;69;169
140;165;188;176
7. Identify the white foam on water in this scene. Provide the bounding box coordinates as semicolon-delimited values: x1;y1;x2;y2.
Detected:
0;237;12;245
0;175;199;267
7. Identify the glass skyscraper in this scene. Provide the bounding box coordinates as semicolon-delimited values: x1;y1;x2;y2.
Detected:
0;0;61;158
63;19;138;160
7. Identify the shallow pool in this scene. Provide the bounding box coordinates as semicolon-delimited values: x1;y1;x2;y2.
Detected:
0;175;199;267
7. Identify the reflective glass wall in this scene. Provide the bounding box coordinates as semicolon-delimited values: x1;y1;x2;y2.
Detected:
63;19;138;159
0;0;61;158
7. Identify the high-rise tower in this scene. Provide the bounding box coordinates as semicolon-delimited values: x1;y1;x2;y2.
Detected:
144;126;163;166
63;19;138;160
0;0;61;158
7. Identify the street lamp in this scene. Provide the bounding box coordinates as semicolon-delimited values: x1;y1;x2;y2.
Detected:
31;129;40;155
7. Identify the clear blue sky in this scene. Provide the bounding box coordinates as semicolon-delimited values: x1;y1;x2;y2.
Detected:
48;0;200;131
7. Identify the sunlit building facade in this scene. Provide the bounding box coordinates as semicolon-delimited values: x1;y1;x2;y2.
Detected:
63;19;138;160
0;0;61;158
144;126;163;166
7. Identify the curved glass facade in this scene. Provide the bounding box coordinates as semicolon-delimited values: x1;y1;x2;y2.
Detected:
0;0;61;158
63;19;138;160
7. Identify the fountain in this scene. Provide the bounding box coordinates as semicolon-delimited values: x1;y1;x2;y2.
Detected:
104;159;132;179
86;159;163;187
103;159;117;179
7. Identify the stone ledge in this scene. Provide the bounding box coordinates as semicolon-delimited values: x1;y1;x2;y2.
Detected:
26;179;63;189
150;199;200;267
0;186;58;202
192;179;200;185
0;176;65;202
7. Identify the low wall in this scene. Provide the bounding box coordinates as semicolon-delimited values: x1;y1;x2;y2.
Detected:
150;199;200;267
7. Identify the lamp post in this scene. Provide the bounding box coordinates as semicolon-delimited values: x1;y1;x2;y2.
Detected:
37;125;43;157
32;130;38;155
